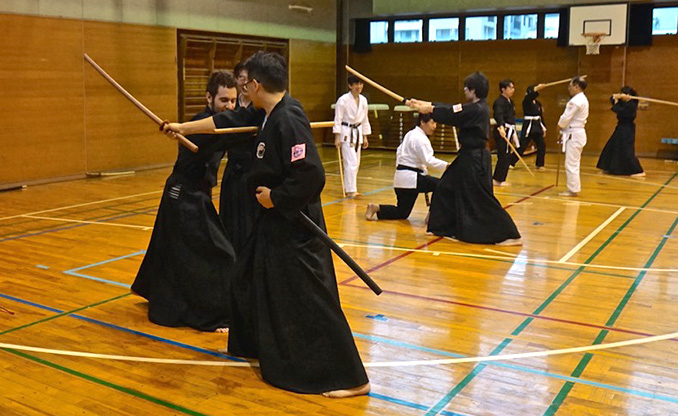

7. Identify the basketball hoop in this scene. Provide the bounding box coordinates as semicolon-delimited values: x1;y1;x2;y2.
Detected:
583;32;607;55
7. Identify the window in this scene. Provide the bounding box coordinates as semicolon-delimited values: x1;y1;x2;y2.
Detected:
466;16;497;40
394;19;423;43
429;17;459;41
653;7;678;35
370;21;389;44
544;13;560;39
504;14;537;39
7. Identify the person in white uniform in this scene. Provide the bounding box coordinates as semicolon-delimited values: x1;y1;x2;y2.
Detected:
365;113;448;220
334;75;372;198
557;77;589;197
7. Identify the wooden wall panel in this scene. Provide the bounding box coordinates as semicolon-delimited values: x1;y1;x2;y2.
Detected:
625;36;678;156
289;39;336;143
0;14;86;185
350;38;678;157
83;21;178;172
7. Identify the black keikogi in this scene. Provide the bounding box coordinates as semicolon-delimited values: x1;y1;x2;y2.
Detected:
492;94;516;183
514;85;547;168
213;94;368;393
132;106;235;332
427;100;521;244
596;98;643;175
218;101;258;254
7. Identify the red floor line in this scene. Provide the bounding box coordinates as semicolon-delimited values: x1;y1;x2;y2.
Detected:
339;184;554;286
343;282;655;338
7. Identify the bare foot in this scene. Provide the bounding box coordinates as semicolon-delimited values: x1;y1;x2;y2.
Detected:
631;172;646;177
347;192;361;198
365;203;379;221
217;347;229;354
215;328;229;333
493;180;510;187
322;382;370;398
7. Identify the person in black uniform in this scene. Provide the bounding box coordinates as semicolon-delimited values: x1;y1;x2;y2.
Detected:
407;72;522;246
492;79;519;187
512;84;547;171
131;71;238;332
596;86;645;177
161;52;370;398
219;61;257;254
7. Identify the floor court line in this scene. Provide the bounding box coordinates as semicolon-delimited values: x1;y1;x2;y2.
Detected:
22;215;153;231
558;207;626;263
2;291;678;408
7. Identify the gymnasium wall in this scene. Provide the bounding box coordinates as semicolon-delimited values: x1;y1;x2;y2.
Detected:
349;37;678;157
0;13;336;188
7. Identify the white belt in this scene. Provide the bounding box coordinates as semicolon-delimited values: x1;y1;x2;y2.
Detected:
504;123;519;152
523;115;545;137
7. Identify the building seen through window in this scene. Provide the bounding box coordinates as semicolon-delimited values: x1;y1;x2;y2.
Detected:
466;16;497;40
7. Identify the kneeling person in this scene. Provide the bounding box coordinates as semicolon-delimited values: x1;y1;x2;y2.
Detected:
366;113;447;220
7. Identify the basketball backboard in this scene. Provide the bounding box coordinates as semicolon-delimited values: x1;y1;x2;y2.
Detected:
569;3;628;46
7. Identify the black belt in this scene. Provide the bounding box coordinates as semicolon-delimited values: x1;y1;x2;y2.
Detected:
341;122;361;128
396;164;423;174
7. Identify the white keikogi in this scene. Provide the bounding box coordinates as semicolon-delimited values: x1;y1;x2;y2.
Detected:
393;126;448;188
333;92;372;194
558;91;589;193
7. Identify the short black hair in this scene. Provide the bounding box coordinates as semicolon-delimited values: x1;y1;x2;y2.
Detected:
234;61;247;77
418;112;433;125
464;72;489;99
244;51;288;93
206;71;236;97
499;79;514;93
347;74;361;85
571;76;587;91
621;85;637;96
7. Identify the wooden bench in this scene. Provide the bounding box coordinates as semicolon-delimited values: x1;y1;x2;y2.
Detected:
660;138;678;160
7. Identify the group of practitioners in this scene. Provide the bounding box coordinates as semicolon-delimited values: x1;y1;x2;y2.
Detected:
354;72;645;246
130;52;646;398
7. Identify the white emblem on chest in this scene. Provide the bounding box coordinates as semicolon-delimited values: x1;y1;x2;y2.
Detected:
256;142;266;159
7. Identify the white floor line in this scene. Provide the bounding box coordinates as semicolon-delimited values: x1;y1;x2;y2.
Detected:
0;156;357;222
484;248;519;258
0;190;164;222
338;242;678;273
2;330;677;367
558;207;626;263
22;215;153;231
494;191;678;216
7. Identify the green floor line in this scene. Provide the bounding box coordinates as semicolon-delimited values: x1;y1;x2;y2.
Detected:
3;348;210;416
0;293;130;337
543;215;678;415
423;172;677;415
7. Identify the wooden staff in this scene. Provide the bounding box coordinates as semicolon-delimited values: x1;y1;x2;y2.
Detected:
83;54;198;153
0;304;15;315
500;131;535;177
214;121;335;134
539;75;588;89
623;95;678;107
337;146;346;198
297;212;382;295
345;65;405;102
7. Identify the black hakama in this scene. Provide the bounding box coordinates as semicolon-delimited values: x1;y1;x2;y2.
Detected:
131;107;235;331
427;100;521;244
492;95;516;183
214;95;368;394
596;99;643;175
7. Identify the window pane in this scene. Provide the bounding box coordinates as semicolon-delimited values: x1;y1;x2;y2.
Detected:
370;21;389;44
504;14;537;39
394;19;423;43
653;7;678;35
429;17;459;41
466;16;497;40
544;13;560;39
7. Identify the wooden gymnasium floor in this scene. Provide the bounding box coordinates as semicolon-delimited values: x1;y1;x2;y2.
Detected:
0;148;677;416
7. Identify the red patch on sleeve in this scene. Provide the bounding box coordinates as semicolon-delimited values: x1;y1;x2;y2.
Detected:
453;103;463;113
291;143;306;162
